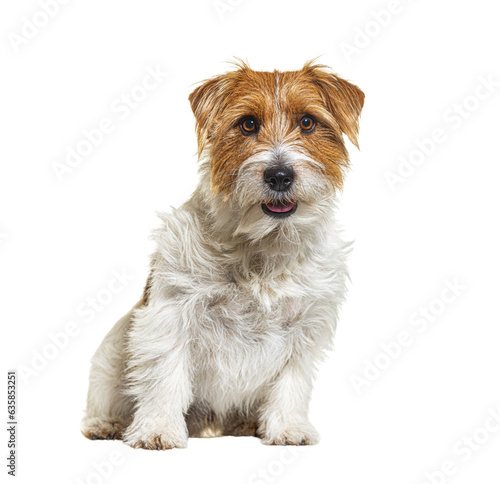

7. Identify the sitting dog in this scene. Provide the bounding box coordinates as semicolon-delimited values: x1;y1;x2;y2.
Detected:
81;61;364;449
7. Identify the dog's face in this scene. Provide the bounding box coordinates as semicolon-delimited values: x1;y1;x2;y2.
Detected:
189;62;364;236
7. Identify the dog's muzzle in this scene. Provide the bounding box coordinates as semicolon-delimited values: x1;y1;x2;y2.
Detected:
262;166;297;218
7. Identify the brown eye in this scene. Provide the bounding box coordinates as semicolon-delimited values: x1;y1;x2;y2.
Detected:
299;115;315;132
240;117;257;135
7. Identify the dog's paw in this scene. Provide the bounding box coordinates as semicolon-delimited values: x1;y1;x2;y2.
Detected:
125;433;186;450
123;421;188;450
81;416;125;441
260;422;320;446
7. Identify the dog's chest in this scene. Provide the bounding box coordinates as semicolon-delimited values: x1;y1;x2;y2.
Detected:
188;277;309;406
193;277;307;350
154;209;344;408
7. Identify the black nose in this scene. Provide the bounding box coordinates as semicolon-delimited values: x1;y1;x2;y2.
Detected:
264;166;295;192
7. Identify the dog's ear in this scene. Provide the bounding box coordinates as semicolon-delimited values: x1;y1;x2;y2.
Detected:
188;75;234;156
304;63;365;148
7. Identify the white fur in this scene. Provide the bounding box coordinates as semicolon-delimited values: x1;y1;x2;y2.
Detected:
82;145;350;449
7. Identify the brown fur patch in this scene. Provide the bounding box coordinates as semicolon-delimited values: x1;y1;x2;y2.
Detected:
140;269;154;307
188;61;364;195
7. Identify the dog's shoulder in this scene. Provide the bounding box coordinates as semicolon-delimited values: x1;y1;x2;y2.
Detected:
151;208;214;272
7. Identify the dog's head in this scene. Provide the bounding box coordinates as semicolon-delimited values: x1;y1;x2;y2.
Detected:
189;61;364;238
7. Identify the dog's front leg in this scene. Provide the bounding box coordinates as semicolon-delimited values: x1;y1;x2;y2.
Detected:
258;355;320;446
122;302;192;450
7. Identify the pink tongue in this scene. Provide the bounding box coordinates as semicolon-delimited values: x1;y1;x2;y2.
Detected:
266;201;295;213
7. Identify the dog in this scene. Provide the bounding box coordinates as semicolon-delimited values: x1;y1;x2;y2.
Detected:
81;61;364;449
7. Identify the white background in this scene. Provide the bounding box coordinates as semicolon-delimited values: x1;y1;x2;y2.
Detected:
1;1;499;483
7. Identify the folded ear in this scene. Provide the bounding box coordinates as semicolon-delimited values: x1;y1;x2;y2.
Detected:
188;75;234;156
304;63;365;148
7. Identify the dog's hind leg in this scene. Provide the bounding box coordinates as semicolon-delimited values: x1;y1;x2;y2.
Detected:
186;403;224;438
223;417;258;437
186;405;257;438
81;306;136;441
222;409;259;437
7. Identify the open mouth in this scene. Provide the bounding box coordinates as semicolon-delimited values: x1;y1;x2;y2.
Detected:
261;201;298;219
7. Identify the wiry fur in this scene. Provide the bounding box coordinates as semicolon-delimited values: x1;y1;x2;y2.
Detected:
81;61;364;449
